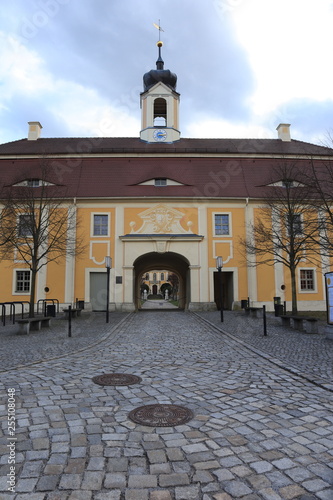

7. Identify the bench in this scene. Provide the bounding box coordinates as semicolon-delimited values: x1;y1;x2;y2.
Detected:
292;316;305;331
303;317;318;334
280;315;318;334
244;307;262;318
280;315;292;328
16;316;52;335
63;308;82;319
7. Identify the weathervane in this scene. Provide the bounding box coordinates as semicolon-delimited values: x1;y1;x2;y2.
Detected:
153;20;164;44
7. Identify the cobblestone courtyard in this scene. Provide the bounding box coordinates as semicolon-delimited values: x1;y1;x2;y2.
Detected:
0;310;332;499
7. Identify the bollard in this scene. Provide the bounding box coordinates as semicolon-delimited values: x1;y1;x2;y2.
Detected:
68;305;72;338
263;305;267;336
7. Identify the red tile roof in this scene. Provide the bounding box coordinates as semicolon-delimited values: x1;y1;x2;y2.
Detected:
0;136;332;156
0;137;332;200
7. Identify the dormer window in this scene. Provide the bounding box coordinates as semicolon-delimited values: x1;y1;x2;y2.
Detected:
268;179;304;188
13;179;54;187
27;179;40;187
282;179;294;188
138;178;184;186
155;178;167;186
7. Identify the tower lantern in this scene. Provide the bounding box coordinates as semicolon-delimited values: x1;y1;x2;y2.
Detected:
140;39;180;143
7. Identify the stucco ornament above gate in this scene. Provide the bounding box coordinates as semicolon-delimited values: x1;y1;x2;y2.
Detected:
130;204;193;234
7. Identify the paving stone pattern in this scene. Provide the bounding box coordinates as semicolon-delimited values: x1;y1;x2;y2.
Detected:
197;311;333;393
0;312;129;372
0;310;332;499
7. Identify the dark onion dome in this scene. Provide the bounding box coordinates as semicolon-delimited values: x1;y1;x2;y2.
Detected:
143;41;177;92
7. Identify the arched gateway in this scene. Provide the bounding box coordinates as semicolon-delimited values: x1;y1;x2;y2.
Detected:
119;231;211;312
134;252;190;309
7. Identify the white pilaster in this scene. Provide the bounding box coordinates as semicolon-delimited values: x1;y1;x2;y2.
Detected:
65;203;76;304
245;201;257;304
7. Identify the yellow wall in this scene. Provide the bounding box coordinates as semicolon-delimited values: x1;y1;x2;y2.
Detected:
0;198;328;310
207;206;248;300
0;261;24;302
44;260;66;303
74;206;116;299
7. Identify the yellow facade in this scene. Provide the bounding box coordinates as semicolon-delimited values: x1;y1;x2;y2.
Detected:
0;195;329;313
0;186;325;310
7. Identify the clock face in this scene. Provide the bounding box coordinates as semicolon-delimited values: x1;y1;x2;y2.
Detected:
153;129;167;142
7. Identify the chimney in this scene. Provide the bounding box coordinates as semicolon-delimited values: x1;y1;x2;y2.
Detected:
276;123;291;141
28;121;43;140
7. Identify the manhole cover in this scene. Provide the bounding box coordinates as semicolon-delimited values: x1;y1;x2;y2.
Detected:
128;404;194;427
92;373;142;386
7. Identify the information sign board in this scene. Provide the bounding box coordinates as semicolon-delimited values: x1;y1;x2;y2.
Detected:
324;272;333;325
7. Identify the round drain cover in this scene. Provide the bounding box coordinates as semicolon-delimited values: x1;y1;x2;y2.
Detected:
92;373;142;386
128;404;194;427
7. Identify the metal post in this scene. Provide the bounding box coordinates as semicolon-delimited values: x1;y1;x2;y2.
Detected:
219;269;224;322
263;305;267;336
105;256;112;324
216;256;224;323
68;305;72;337
106;266;110;323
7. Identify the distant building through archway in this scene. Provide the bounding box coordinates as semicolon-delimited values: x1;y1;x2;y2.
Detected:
134;252;190;310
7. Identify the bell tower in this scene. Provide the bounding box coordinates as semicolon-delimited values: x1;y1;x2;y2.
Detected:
140;40;180;143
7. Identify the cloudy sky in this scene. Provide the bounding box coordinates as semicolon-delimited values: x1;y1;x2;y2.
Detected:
1;0;333;145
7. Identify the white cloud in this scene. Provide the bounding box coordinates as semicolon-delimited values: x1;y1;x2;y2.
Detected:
0;32;49;98
48;81;140;137
0;31;140;139
185;116;274;139
230;0;333;115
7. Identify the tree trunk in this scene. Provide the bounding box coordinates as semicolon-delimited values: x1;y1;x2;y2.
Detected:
290;266;298;314
29;269;37;317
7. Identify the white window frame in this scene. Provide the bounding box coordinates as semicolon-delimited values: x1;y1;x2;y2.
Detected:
13;269;31;295
298;268;317;293
18;214;33;237
27;179;40;187
285;213;303;237
91;213;110;237
213;212;232;237
154;178;167;187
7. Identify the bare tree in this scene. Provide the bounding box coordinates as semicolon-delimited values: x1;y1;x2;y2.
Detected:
0;181;16;248
168;273;179;301
303;151;333;258
240;162;321;314
0;161;85;317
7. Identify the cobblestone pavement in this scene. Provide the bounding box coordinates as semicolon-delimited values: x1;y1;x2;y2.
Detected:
197;311;333;393
0;312;130;372
0;310;332;500
141;301;178;310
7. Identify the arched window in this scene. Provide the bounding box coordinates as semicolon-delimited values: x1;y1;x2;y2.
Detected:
161;273;164;280
153;98;167;126
153;273;157;282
